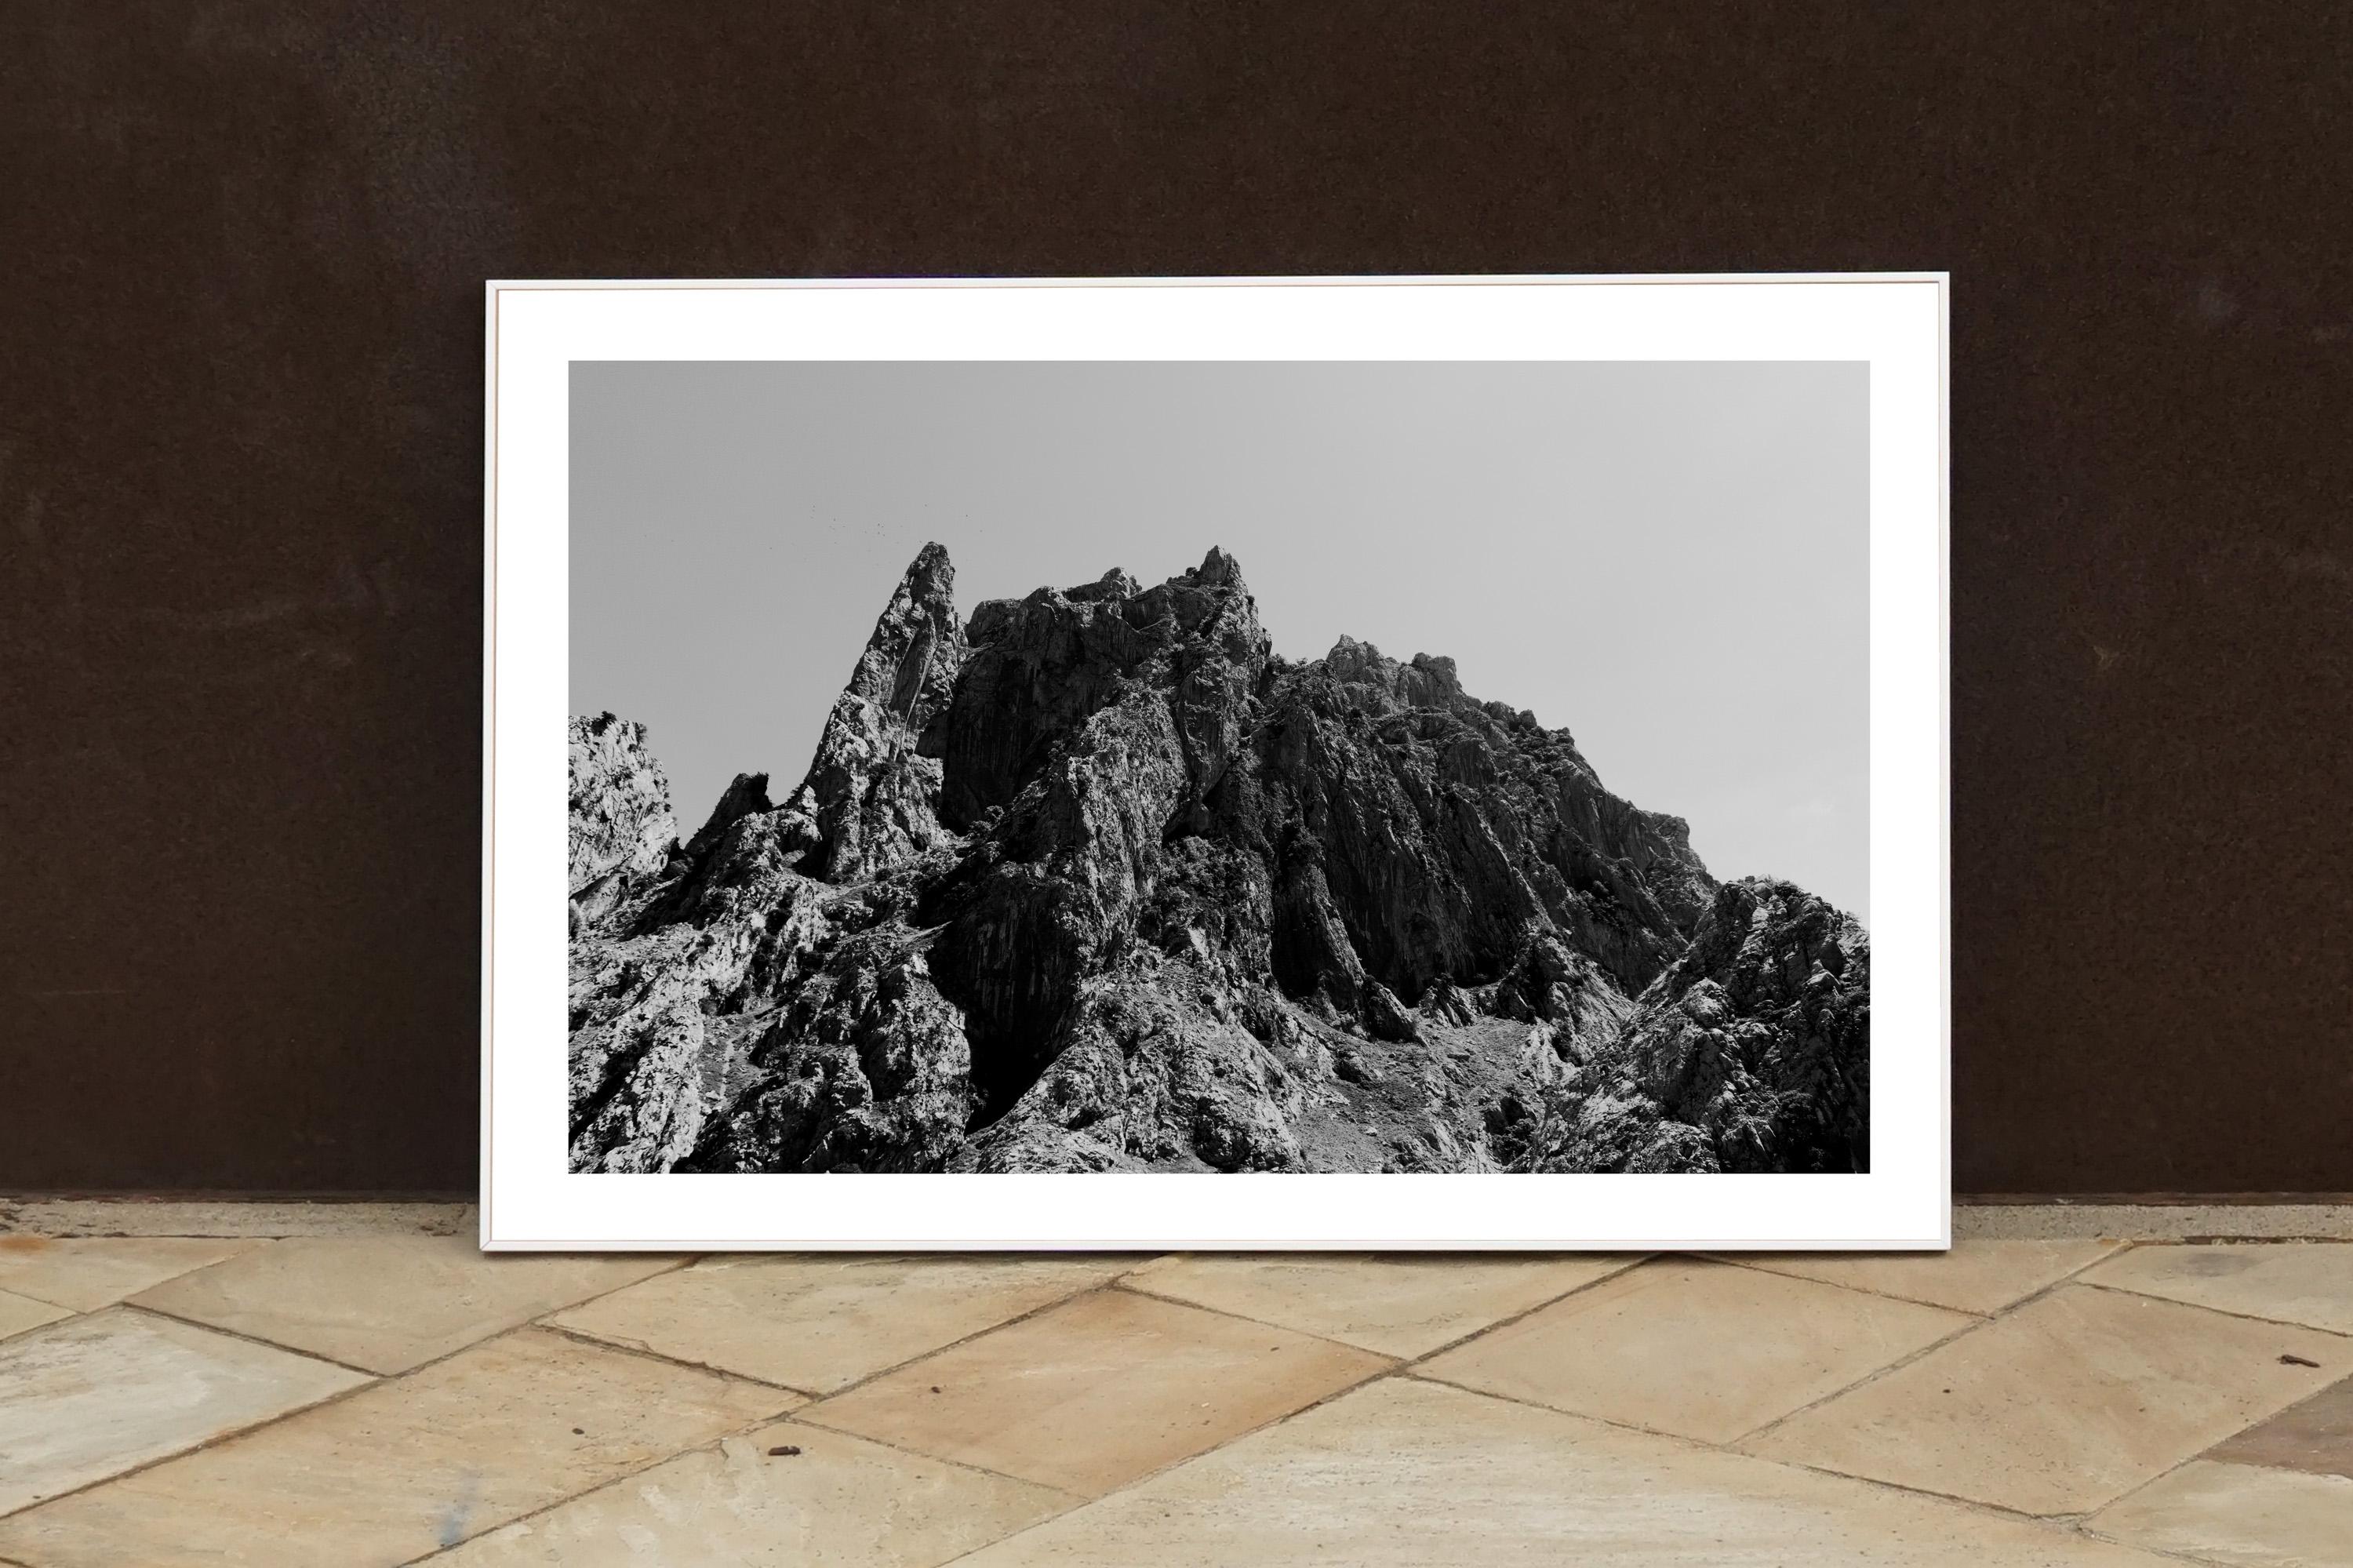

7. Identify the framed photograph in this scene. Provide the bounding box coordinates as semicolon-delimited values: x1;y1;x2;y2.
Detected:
483;275;1947;1250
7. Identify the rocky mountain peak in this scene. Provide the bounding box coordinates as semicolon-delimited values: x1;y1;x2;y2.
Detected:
1192;544;1244;589
835;540;963;722
567;545;1867;1178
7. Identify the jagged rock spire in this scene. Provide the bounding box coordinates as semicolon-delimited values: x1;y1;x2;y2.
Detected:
780;542;970;882
1193;544;1242;588
832;541;964;730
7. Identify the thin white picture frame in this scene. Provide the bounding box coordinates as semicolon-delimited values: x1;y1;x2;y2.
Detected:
482;275;1949;1251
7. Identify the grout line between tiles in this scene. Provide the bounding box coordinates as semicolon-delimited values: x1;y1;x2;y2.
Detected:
529;1318;820;1396
1379;1252;1997;1457
1724;1307;2010;1450
117;1302;394;1380
1720;1251;2217;1453
0;1303;732;1529
544;1266;1141;1422
1700;1237;2132;1319
1399;1370;2104;1535
1100;1253;1184;1287
0;1329;387;1523
768;1272;1190;1408
110;1246;698;1381
1695;1254;1997;1318
721;1280;1124;1407
385;1400;929;1566
1104;1278;1421;1359
1730;1437;2110;1528
1111;1252;1653;1364
522;1319;814;1408
2071;1501;2286;1567
791;1286;1407;1478
929;1363;1413;1568
770;1414;1101;1501
391;1427;764;1565
916;1490;1101;1568
392;1414;1100;1568
2058;1504;2266;1568
1396;1257;1660;1366
0;1239;279;1316
2071;1277;2353;1344
133;1243;699;1366
1408;1364;1734;1451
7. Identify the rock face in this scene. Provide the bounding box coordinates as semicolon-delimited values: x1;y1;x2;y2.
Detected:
1506;879;1870;1174
568;714;680;934
568;544;1868;1174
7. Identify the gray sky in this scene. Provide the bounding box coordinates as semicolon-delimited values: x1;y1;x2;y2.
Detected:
572;361;1868;921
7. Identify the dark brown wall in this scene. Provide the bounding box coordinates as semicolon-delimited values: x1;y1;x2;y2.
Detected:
4;4;2348;1195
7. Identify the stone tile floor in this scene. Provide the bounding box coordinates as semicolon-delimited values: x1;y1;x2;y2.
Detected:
0;1213;2346;1566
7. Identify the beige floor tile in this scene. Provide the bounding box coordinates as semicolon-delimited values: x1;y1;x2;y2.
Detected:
547;1254;1127;1394
2209;1373;2353;1480
1122;1253;1643;1358
0;1308;365;1516
128;1235;678;1373
953;1376;2176;1566
0;1291;70;1343
0;1237;262;1312
0;1328;790;1566
435;1420;1071;1566
1720;1239;2122;1314
800;1289;1388;1495
1420;1257;1968;1443
2082;1242;2353;1336
1749;1286;2345;1515
2093;1460;2353;1567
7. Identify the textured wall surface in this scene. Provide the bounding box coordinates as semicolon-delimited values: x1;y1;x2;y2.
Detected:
2;4;2347;1192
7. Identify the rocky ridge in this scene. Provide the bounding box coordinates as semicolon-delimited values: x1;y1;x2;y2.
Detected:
568;544;1868;1174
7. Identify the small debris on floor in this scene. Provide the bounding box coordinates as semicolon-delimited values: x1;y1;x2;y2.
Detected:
766;1444;802;1457
929;1385;941;1393
571;1427;584;1435
2279;1352;2321;1367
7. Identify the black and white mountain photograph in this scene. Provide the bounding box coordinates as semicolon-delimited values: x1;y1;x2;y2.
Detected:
566;361;1869;1177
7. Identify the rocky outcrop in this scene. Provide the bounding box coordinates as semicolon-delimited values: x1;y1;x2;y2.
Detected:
1505;879;1870;1174
568;714;680;934
567;543;1867;1174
